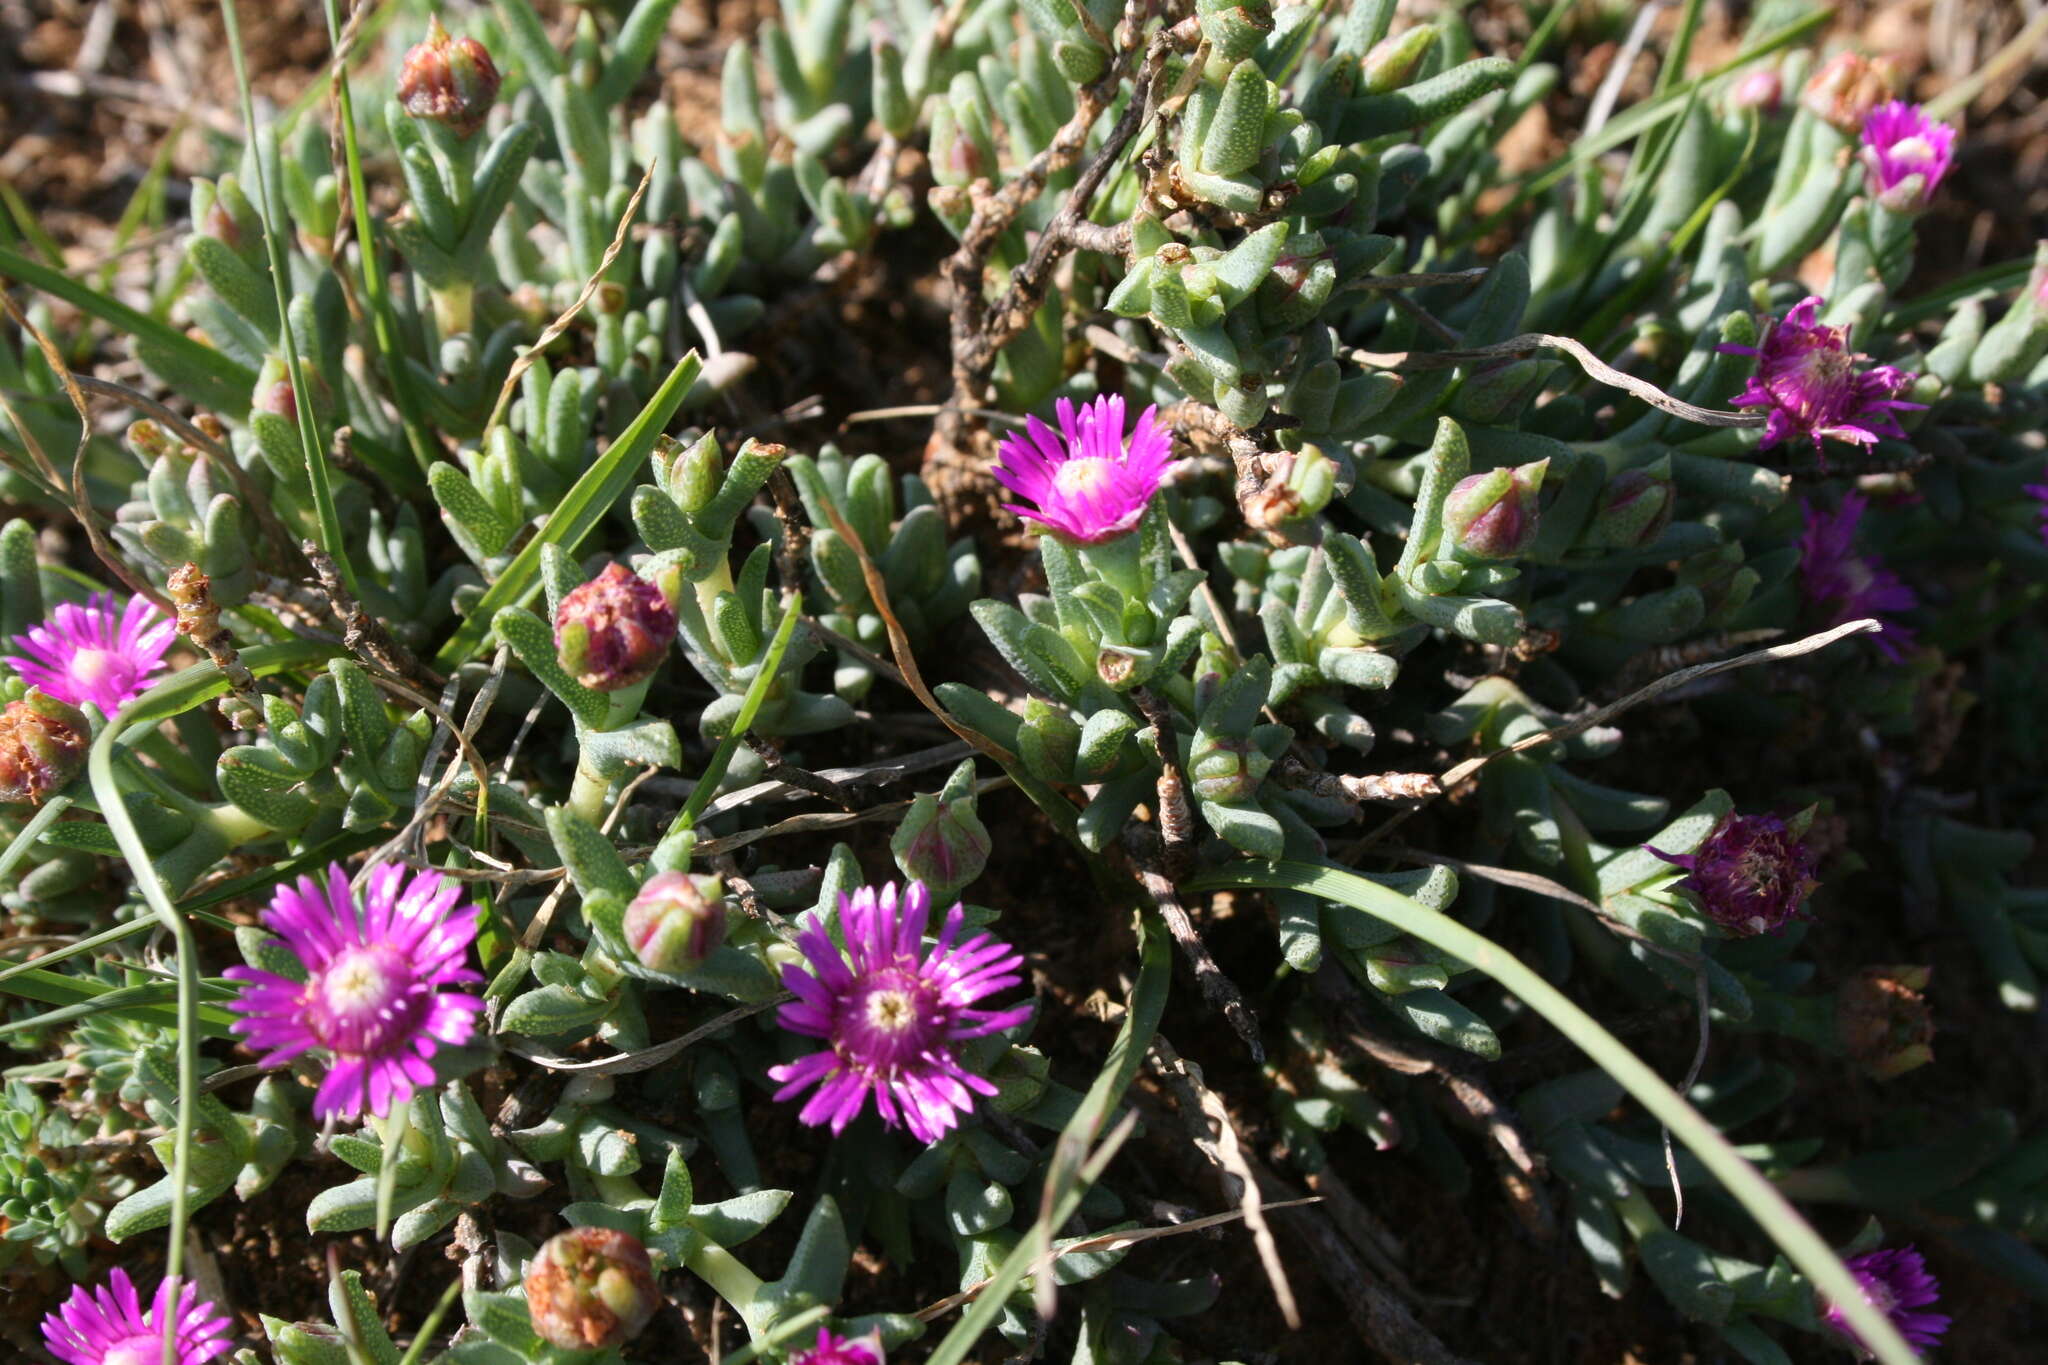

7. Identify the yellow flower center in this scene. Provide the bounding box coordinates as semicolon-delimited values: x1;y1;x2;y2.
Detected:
865;987;918;1034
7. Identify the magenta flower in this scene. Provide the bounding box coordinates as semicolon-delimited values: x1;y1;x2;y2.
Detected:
2024;467;2048;549
1800;494;1919;659
1650;812;1819;937
1860;102;1956;212
769;880;1032;1144
992;395;1172;544
790;1328;885;1365
225;862;483;1122
1822;1245;1950;1355
1722;297;1921;460
5;592;176;715
42;1267;233;1365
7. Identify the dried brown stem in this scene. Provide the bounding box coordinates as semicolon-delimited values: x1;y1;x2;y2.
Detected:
1125;825;1262;1059
742;734;859;812
165;563;262;718
303;539;436;686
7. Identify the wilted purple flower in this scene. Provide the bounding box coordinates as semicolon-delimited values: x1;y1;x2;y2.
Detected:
1800;494;1919;659
1860;102;1956;212
0;692;89;805
1822;1245;1950;1356
992;395;1172;544
554;563;678;692
1722;297;1922;459
5;592;176;715
769;881;1032;1143
791;1328;885;1365
2024;468;2048;549
224;862;483;1122
1650;812;1819;937
42;1268;233;1365
525;1228;661;1351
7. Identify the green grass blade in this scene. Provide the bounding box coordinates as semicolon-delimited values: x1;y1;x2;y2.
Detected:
925;918;1168;1363
0;966;239;1037
1186;860;1923;1365
430;350;703;672
0;244;258;409
673;594;804;833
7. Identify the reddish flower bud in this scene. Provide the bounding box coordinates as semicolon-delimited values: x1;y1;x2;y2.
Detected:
1444;459;1547;560
623;871;727;974
554;563;677;692
524;1227;661;1351
397;19;501;140
1730;67;1782;114
0;692;90;804
1836;965;1934;1080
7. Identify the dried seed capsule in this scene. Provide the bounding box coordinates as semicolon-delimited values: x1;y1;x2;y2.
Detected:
1836;965;1934;1081
0;693;89;804
524;1227;661;1351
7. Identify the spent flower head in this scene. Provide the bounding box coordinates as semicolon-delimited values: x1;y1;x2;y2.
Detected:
555;562;678;692
1800;494;1919;659
769;880;1031;1143
791;1328;885;1365
1722;297;1921;459
992;395;1172;544
5;591;176;715
41;1268;233;1365
1801;51;1897;133
224;862;483;1122
1822;1245;1950;1357
1860;102;1957;212
525;1228;661;1351
1650;811;1819;937
0;691;89;804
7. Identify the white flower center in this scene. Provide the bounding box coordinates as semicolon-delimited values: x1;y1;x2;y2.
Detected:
865;987;919;1034
1888;135;1934;166
103;1337;159;1365
324;947;395;1015
1053;456;1117;502
70;647;121;686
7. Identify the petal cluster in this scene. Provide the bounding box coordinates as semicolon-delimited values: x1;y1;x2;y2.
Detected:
1650;812;1819;938
1799;494;1919;659
1859;102;1956;212
791;1328;885;1365
1823;1245;1950;1354
225;862;483;1122
992;395;1172;544
42;1268;233;1365
5;592;176;715
769;881;1031;1144
2024;467;2048;549
1722;297;1921;458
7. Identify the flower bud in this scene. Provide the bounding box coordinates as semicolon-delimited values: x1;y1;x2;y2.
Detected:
1586;463;1674;550
1362;25;1437;95
1189;735;1272;804
623;871;727;974
1836;965;1934;1081
1729;66;1782;114
1443;459;1547;560
554;563;678;692
397;19;501;140
525;1227;660;1350
1799;52;1895;134
890;759;991;899
0;692;89;805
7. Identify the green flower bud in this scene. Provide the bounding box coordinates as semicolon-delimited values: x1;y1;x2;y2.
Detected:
1361;24;1436;95
0;692;89;805
397;18;501;140
525;1227;661;1350
891;759;991;898
624;871;727;974
1189;735;1272;804
1587;462;1674;549
1443;459;1547;560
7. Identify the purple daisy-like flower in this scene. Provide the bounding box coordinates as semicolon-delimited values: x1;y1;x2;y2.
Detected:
992;394;1172;544
790;1327;885;1365
1649;811;1819;937
1721;297;1922;460
42;1267;233;1365
224;862;483;1122
1823;1245;1951;1356
4;592;176;715
769;880;1032;1144
1800;494;1919;659
2023;468;2048;549
1860;102;1957;213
